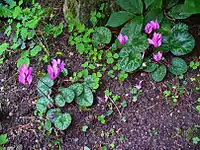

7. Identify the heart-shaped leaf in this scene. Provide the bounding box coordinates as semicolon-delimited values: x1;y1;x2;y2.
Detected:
59;88;75;103
46;108;61;122
92;27;112;49
36;97;49;114
37;75;54;97
55;94;66;107
68;83;84;97
76;86;93;107
169;57;187;75
169;31;195;56
151;65;167;82
54;113;72;130
118;46;143;72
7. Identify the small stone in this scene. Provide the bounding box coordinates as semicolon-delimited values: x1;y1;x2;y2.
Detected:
7;147;15;150
141;73;146;77
9;112;13;116
16;144;23;150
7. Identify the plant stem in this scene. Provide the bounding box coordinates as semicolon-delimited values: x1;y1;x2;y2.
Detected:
108;96;122;118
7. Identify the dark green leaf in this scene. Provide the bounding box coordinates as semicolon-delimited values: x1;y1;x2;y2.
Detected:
59;88;75;103
183;0;200;14
116;0;143;14
36;97;49;113
46;108;61;122
92;27;112;49
76;86;93;107
118;46;143;72
37;75;54;97
0;134;8;145
151;65;167;82
68;83;84;97
143;63;158;73
106;11;134;27
55;94;66;107
54;113;72;130
169;57;187;75
168;5;192;19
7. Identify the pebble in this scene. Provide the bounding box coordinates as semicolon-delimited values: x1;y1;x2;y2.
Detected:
16;144;23;150
6;147;15;150
9;112;13;117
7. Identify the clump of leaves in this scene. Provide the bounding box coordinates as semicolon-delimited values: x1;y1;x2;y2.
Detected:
0;134;8;148
36;69;95;131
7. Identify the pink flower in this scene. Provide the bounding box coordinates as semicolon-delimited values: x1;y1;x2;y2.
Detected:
145;23;153;34
18;64;33;87
117;33;128;45
47;59;65;80
135;80;143;91
153;52;162;62
150;19;160;30
148;32;162;48
145;19;160;34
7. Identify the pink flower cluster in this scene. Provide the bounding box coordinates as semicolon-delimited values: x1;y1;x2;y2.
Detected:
18;64;33;87
145;19;162;48
18;59;65;87
117;33;128;45
47;59;65;80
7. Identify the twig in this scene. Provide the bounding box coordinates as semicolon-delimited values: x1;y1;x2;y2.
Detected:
108;96;122;118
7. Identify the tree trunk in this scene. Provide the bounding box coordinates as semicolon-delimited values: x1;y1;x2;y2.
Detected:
63;0;120;26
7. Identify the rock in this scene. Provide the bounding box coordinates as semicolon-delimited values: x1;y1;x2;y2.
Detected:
6;147;15;150
63;0;120;26
16;144;23;150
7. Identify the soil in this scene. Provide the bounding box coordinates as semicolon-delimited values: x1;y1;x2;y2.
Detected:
0;0;200;150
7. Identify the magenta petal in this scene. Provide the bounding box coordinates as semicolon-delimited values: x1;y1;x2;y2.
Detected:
51;59;57;66
19;73;26;85
145;23;153;34
27;75;33;86
60;61;65;70
148;38;154;45
47;65;55;80
124;35;128;42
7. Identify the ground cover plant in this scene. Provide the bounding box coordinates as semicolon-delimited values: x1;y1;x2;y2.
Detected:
0;0;200;149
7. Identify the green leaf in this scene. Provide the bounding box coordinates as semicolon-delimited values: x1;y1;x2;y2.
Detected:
171;23;188;32
144;7;163;24
151;65;167;82
192;137;200;144
183;0;200;14
76;86;93;107
37;75;54;97
30;45;41;56
46;108;61;122
121;16;144;37
127;35;148;52
106;11;134;27
92;27;112;49
54;113;72;130
36;97;49;113
169;31;195;56
82;125;89;132
144;0;162;9
169;57;187;75
166;0;181;9
17;57;30;68
0;134;8;145
44;119;52;131
25;18;40;29
196;105;200;111
55;94;66;107
20;27;28;41
59;88;75;103
143;62;158;73
84;75;95;89
118;46;143;72
13;6;22;19
84;146;90;150
76;43;85;54
116;0;143;14
168;5;192;19
53;22;64;38
0;43;9;55
68;83;84;97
